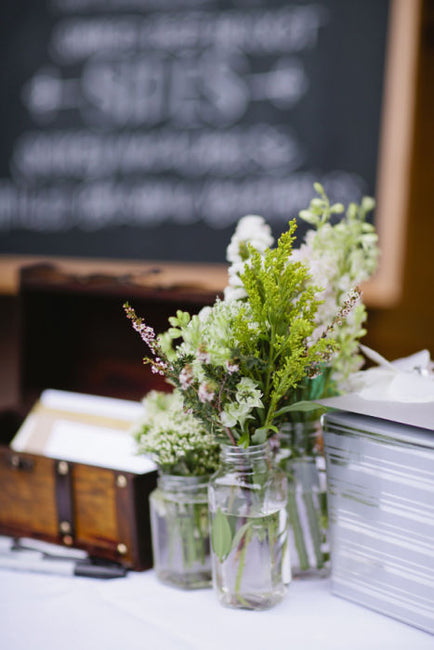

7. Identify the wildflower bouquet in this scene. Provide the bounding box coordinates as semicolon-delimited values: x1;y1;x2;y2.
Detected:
125;218;357;449
125;184;374;603
219;183;379;578
224;183;379;421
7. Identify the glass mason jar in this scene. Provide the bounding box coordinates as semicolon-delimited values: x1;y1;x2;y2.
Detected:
277;420;330;577
208;442;290;610
149;473;212;589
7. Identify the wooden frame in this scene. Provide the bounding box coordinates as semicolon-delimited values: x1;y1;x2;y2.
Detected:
0;0;422;305
362;0;422;307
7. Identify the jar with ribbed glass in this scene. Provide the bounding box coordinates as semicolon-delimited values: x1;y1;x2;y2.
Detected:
278;420;330;577
208;442;290;610
150;473;211;589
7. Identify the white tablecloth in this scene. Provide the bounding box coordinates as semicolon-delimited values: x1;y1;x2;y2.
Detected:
1;566;432;650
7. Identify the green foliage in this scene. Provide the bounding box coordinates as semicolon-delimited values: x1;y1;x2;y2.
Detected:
231;219;336;433
211;508;233;562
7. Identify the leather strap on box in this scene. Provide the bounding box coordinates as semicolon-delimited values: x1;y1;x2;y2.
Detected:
54;460;75;543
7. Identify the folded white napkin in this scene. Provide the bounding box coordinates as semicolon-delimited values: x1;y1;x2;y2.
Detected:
346;346;434;403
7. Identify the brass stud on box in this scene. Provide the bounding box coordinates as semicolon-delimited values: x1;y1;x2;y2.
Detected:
10;455;20;468
116;474;127;488
60;521;71;534
117;543;128;556
57;460;69;475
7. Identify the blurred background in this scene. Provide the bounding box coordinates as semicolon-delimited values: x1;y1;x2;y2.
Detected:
0;0;433;414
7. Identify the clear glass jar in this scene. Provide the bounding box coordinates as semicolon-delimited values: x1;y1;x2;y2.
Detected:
208;442;290;610
278;421;330;577
149;473;211;589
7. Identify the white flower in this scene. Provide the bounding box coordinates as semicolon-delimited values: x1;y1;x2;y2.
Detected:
225;217;273;302
220;408;238;429
220;402;250;429
223;285;247;302
235;377;263;409
198;306;212;322
226;215;274;264
135;389;220;475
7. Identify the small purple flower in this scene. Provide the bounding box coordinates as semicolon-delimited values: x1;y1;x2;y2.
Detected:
226;360;239;374
179;365;194;390
198;382;215;403
197;346;211;364
124;303;158;353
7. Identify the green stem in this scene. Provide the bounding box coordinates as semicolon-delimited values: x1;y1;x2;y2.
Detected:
183;513;196;569
263;327;277;408
234;525;252;608
302;492;324;569
287;485;310;571
193;503;206;566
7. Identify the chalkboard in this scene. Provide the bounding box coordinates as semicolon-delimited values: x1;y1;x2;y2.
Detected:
0;0;390;263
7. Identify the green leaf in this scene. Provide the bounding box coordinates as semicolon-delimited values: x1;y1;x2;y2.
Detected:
211;508;233;562
231;521;251;552
251;427;267;444
251;424;277;444
274;400;329;417
237;430;250;448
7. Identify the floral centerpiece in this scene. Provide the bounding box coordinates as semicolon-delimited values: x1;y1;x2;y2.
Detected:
126;218;356;448
130;388;219;589
224;183;379;410
125;186;364;607
222;183;379;576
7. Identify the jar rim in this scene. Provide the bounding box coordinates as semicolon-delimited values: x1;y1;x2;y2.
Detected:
158;473;211;489
220;441;270;458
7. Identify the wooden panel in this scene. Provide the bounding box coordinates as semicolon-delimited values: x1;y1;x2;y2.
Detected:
0;256;228;297
115;472;138;567
73;464;118;548
364;0;434;360
18;263;220;404
364;0;422;306
0;450;58;537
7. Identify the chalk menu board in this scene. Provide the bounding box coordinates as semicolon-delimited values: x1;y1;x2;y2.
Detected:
0;0;390;263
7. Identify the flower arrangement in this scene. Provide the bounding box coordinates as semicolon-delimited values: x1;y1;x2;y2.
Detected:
125;216;358;449
224;183;379;419
125;183;379;603
133;389;219;476
215;183;379;579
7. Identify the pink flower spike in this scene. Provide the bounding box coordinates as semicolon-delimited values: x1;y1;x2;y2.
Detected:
198;382;215;403
179;366;194;390
226;360;239;374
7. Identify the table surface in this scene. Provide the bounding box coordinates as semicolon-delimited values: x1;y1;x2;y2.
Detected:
1;564;433;650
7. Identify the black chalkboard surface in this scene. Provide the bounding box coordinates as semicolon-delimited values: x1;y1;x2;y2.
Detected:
0;0;390;263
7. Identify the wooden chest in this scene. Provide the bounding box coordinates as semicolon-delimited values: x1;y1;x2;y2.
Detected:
0;447;157;570
0;396;158;571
